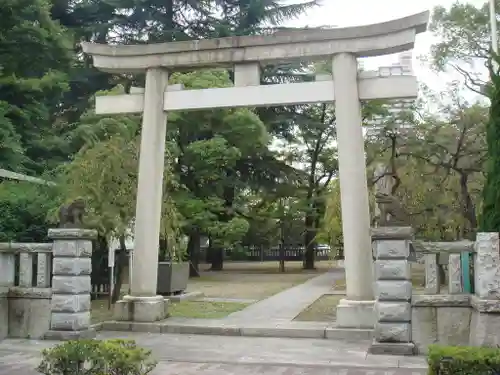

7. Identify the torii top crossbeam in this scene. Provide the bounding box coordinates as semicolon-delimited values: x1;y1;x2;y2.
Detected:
81;11;429;73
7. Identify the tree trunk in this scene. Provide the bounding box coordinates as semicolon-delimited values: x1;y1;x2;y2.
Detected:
187;231;201;277
459;172;477;238
209;242;224;271
303;213;316;270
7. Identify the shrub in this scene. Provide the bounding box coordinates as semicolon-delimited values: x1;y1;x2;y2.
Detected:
428;344;500;375
37;339;157;375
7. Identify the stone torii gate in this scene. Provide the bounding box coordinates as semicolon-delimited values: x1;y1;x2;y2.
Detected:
82;11;429;327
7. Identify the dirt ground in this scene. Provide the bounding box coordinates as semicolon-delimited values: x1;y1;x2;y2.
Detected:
293;294;343;322
92;260;338;323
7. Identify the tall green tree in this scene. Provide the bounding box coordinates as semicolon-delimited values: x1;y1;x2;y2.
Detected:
0;0;72;173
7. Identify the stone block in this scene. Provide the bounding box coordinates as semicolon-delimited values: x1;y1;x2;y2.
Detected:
52;240;92;258
475;232;500;299
51;311;90;331
52;276;91;294
369;340;415;356
373;240;410;259
374;322;411;342
411;306;437;355
411;294;470;307
471;295;500;312
371;227;413;240
336;299;375;329
375;301;410;322
51;294;91;313
469;310;500;346
374;260;410;280
48;228;97;241
436;307;471;347
52;258;91;276
9;296;51;339
114;295;168;322
375;280;412;301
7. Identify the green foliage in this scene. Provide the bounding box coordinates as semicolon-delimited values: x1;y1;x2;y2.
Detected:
480;57;500;232
0;0;72;173
37;339;157;375
0;181;58;242
427;345;500;375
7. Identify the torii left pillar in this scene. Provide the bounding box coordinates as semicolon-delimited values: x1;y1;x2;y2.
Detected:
114;68;170;322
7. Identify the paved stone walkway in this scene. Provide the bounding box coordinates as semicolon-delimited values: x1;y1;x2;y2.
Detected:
0;332;426;375
224;271;342;323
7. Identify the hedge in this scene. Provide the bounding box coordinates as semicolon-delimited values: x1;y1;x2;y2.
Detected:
428;345;500;375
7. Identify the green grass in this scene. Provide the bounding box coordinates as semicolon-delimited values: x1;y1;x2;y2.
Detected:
168;300;249;319
91;299;249;323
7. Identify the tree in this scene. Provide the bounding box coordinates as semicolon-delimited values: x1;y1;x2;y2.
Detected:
167;69;268;272
0;0;72;173
429;0;492;93
480;56;500;232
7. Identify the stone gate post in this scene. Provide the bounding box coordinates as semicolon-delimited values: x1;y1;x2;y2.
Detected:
369;227;414;355
45;228;97;340
333;53;375;328
113;68;169;322
469;232;500;346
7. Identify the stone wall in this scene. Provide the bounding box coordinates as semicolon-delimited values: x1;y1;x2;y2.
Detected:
411;294;471;355
0;242;53;340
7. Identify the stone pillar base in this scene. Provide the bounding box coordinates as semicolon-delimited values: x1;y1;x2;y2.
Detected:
369;340;415;356
114;295;169;322
44;329;96;341
336;299;375;328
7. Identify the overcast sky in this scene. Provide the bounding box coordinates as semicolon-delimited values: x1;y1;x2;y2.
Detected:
285;0;487;93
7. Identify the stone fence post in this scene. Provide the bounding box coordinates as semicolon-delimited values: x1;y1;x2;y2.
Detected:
469;232;500;346
45;228;97;340
369;227;414;355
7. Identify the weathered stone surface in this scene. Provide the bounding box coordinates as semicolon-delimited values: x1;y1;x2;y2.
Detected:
52;275;91;294
51;311;90;331
374;260;410;280
7;287;51;299
437;307;471;347
369;340;415;355
469;310;500;346
411;306;437;355
335;299;375;329
0;253;15;286
114;296;169;322
375;302;410;322
37;252;51;287
375;280;412;301
45;328;96;340
8;297;51;339
447;253;462;294
370;227;413;240
48;228;97;241
373;240;409;259
374;322;411;342
52;257;91;276
471;295;500;312
51;240;93;258
52;294;91;313
0;296;7;340
411;294;470;307
424;254;439;294
18;253;33;287
475;232;500;299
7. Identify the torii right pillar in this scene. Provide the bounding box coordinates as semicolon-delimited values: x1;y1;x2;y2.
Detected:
333;52;376;328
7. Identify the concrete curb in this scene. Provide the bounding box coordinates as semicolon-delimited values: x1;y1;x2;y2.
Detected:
101;320;373;340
